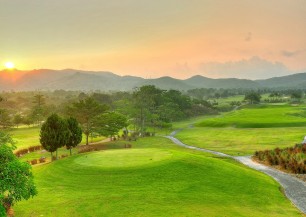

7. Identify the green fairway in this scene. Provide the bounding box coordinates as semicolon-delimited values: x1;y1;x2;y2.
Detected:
176;127;306;155
8;127;105;150
173;104;306;155
14;137;302;217
197;104;306;128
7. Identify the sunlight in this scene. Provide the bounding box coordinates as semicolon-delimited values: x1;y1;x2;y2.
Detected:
4;62;15;69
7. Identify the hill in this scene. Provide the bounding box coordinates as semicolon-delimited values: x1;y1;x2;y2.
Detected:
257;73;306;88
1;69;306;91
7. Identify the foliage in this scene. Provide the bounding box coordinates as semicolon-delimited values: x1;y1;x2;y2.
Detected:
131;86;216;134
13;114;23;128
95;112;128;138
67;97;108;145
40;114;70;159
66;117;82;155
0;132;37;213
255;144;306;174
290;90;303;103
244;92;261;104
0;109;12;129
0;204;5;217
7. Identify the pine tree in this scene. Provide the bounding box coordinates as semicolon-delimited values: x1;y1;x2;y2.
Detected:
66;117;82;156
40;114;69;160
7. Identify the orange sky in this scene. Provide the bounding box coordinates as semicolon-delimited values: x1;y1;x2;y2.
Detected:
1;0;306;79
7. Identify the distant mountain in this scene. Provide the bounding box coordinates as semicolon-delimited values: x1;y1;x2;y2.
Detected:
185;75;260;89
137;76;194;91
256;73;306;88
0;69;306;91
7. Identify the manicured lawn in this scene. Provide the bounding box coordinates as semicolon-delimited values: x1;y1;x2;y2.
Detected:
8;127;105;150
14;137;302;217
174;104;306;155
176;127;306;155
197;104;306;128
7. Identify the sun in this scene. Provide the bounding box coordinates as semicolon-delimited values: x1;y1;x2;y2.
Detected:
5;62;15;69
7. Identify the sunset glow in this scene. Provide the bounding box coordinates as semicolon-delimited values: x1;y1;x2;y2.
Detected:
4;62;15;69
0;1;306;79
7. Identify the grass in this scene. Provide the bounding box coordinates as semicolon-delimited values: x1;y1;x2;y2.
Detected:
197;104;306;128
7;126;105;150
176;127;306;155
14;137;302;217
74;148;173;168
174;104;306;155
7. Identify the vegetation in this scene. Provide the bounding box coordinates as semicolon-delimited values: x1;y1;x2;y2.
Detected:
13;137;302;217
254;144;306;174
2;87;306;216
176;104;306;155
0;132;37;216
66;117;82;156
95;112;128;139
196;104;306;128
175;126;306;155
244;92;261;104
67;97;108;145
40;114;70;160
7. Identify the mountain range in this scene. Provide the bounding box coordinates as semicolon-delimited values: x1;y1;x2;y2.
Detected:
1;69;306;91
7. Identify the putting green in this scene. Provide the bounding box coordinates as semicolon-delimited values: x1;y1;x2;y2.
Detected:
74;148;173;168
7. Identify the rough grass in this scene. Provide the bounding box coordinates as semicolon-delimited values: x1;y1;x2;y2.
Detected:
197;104;306;128
14;137;302;217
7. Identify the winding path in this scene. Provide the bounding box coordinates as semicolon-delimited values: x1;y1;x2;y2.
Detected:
166;130;306;214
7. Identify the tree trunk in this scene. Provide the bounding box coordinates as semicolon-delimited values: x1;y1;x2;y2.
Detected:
70;148;72;156
51;152;53;161
86;133;89;145
4;202;14;217
56;149;58;160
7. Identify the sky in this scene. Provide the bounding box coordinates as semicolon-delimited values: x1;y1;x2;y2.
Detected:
0;0;306;79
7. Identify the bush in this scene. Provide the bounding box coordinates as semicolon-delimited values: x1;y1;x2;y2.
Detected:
39;157;46;163
61;154;68;159
78;146;97;154
15;148;28;157
30;159;38;165
254;144;306;174
28;146;35;152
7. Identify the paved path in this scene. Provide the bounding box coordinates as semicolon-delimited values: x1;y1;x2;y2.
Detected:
166;130;306;214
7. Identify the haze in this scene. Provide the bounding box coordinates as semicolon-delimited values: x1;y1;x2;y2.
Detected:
1;0;306;79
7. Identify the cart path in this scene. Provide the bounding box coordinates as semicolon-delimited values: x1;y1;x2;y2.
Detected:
166;130;306;214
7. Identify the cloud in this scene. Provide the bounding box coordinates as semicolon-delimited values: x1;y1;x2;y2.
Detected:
197;56;295;80
281;49;305;57
245;32;252;42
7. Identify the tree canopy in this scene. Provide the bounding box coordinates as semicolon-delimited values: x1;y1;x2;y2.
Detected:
40;113;70;159
0;132;37;215
244;92;261;104
67;97;108;145
95;112;128;138
66;117;82;155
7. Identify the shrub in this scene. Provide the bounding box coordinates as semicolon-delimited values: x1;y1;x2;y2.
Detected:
254;143;306;174
28;146;35;152
78;146;97;154
61;154;68;159
30;159;38;165
39;157;46;163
